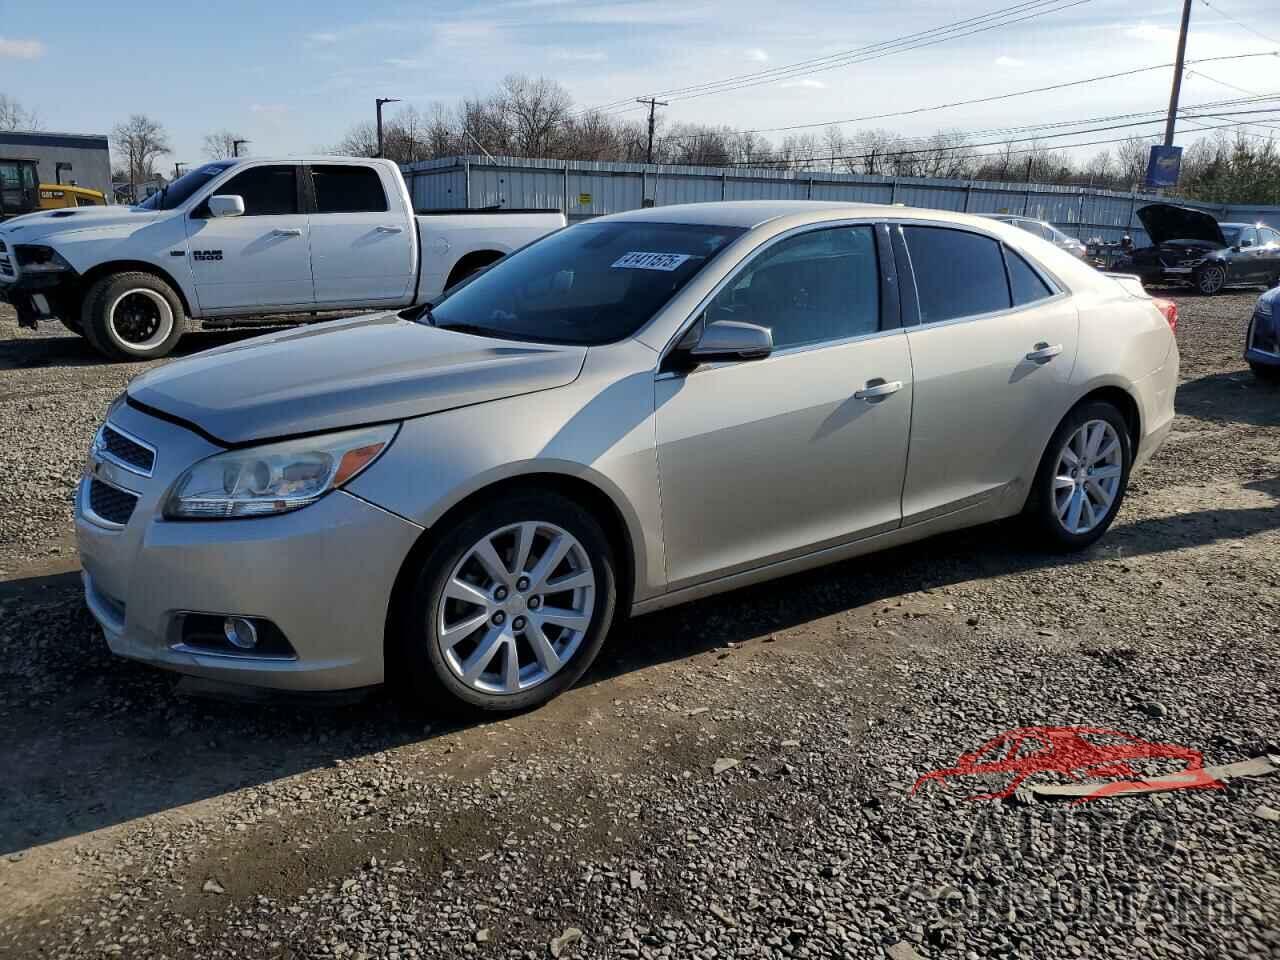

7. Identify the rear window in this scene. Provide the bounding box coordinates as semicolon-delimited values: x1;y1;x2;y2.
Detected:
312;165;388;213
903;226;1012;323
425;221;745;345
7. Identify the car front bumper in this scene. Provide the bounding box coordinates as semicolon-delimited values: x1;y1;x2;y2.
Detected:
0;270;77;327
74;402;424;691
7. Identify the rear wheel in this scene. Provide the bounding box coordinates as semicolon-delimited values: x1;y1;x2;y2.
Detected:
82;271;185;360
1025;401;1132;551
394;491;617;715
1194;263;1227;295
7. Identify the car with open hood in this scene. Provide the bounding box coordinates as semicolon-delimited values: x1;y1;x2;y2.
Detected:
76;201;1179;714
1110;202;1280;294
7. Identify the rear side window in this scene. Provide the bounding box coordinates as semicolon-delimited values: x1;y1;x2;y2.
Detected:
1261;227;1279;246
214;165;298;216
903;226;1011;323
1005;248;1055;306
312;165;388;213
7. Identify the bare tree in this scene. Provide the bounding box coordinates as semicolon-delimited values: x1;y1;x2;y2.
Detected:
112;114;172;185
203;130;248;159
500;75;572;157
821;126;846;172
333;121;379;158
0;93;39;131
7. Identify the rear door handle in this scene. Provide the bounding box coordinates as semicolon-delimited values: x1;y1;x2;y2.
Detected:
853;379;903;401
376;225;404;234
1025;343;1063;363
271;228;303;238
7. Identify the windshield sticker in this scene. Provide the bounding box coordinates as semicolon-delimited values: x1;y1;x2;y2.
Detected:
611;251;693;271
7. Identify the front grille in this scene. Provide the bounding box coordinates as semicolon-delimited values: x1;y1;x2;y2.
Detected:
0;239;7;252
1253;311;1278;354
88;479;139;526
100;424;155;474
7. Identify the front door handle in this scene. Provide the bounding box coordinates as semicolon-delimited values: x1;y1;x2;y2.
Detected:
376;225;404;234
271;228;303;238
1025;343;1063;364
853;379;904;401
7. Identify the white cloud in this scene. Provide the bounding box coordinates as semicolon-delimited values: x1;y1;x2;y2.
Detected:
250;103;289;116
0;37;44;59
1124;23;1177;44
306;31;338;45
745;47;769;62
780;78;827;89
551;49;608;62
994;55;1025;68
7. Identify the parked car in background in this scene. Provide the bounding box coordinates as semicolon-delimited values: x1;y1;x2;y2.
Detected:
77;201;1178;713
1109;203;1280;295
0;157;564;359
1246;286;1280;381
983;214;1089;260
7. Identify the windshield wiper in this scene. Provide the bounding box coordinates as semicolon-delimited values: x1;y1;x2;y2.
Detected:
437;322;502;338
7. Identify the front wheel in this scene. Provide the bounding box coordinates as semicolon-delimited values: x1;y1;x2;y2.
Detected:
1193;263;1227;295
394;491;617;715
82;271;185;360
1025;401;1133;551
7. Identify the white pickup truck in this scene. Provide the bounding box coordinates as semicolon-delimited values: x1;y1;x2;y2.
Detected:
0;157;565;359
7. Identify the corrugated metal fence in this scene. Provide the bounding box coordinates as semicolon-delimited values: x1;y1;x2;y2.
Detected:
403;154;1280;246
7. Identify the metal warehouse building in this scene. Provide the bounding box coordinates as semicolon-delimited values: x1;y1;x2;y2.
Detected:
402;154;1280;247
0;130;113;198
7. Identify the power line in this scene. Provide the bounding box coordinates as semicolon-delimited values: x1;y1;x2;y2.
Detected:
578;0;1094;117
654;52;1280;143
1199;0;1280;48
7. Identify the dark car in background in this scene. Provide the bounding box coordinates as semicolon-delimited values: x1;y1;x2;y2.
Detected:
1246;286;1280;382
1111;203;1280;295
983;214;1089;260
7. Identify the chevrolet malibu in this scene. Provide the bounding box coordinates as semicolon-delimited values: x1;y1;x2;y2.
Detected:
77;202;1179;713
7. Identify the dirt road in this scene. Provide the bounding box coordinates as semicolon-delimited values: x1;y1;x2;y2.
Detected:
0;293;1276;959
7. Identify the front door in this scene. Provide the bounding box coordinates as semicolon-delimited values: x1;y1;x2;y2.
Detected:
655;224;913;590
185;163;313;312
307;163;415;307
898;224;1079;522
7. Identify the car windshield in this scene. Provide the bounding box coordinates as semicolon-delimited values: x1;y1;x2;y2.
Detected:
137;161;236;210
423;221;746;345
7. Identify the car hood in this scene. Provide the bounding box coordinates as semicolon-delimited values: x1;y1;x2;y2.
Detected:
1136;203;1227;247
127;312;588;446
0;205;162;243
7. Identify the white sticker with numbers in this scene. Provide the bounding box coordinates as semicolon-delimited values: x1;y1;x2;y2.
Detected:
610;251;693;271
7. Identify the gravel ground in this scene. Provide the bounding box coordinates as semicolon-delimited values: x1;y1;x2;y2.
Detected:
0;292;1277;960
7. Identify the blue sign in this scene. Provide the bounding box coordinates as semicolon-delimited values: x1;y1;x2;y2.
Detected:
1145;146;1183;188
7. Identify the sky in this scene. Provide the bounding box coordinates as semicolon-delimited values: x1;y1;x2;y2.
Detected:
1;0;1276;171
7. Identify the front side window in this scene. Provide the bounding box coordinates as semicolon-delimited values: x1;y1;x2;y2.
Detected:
141;161;235;210
903;226;1012;323
1260;227;1279;246
1238;227;1260;248
426;221;744;345
311;165;388;213
208;165;298;217
1005;248;1055;306
704;226;880;350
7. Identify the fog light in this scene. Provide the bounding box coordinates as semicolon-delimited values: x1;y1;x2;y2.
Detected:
223;616;259;649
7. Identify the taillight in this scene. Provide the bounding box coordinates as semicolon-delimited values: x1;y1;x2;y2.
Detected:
1152;297;1177;332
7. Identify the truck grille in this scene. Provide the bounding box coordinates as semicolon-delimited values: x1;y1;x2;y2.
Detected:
100;424;156;475
88;479;139;526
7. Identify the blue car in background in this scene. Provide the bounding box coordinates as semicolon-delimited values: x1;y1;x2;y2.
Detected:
1247;286;1280;381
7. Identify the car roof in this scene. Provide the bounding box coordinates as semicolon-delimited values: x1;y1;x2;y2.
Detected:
594;200;1037;232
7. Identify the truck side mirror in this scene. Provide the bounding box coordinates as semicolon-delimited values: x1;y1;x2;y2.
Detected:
208;195;245;218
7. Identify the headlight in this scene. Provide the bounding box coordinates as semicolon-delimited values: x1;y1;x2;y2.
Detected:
163;424;398;520
14;245;73;274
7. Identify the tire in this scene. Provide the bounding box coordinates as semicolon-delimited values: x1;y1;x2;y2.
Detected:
1193;263;1227;295
1025;401;1133;551
1250;361;1280;383
58;316;83;336
81;271;185;360
394;490;618;715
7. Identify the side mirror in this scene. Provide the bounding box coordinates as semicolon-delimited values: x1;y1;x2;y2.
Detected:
208;194;245;218
687;319;773;364
1240;239;1254;248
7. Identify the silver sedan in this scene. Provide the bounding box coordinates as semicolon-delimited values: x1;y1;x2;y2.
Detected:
77;202;1179;713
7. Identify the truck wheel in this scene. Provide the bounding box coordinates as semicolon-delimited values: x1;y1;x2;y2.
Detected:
82;272;185;360
58;317;84;336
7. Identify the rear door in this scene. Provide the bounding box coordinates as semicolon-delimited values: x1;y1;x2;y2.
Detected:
185;163;313;312
1233;227;1266;282
307;163;416;307
898;223;1079;523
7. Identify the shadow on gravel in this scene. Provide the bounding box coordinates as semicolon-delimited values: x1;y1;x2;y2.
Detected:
1177;370;1280;427
7;474;1278;856
0;327;288;372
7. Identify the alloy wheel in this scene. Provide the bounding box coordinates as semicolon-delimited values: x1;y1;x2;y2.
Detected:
108;289;174;350
1052;419;1123;535
1196;265;1226;295
435;521;596;695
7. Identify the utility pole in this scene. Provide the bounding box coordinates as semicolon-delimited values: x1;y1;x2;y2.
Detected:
1163;0;1193;146
232;139;249;157
376;97;401;158
636;97;669;164
173;161;187;179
